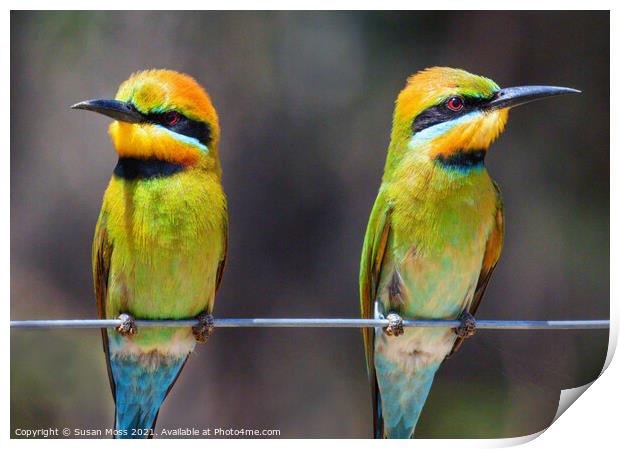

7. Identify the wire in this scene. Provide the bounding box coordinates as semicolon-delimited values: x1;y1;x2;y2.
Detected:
9;318;610;330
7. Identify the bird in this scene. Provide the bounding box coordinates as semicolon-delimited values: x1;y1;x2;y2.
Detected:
72;69;228;438
359;67;579;439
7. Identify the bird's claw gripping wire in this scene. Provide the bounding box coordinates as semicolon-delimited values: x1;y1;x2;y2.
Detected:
385;312;405;337
455;310;477;338
192;312;215;343
116;313;137;336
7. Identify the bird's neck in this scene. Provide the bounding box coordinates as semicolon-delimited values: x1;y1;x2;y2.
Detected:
381;145;497;255
434;149;486;171
382;141;490;195
112;156;221;181
113;157;185;180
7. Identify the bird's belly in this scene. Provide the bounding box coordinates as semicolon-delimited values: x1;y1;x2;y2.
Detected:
108;244;218;319
102;175;224;320
101;175;225;356
398;243;485;318
106;238;220;357
375;236;489;371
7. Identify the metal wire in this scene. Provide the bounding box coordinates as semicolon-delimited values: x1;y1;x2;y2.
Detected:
9;318;610;330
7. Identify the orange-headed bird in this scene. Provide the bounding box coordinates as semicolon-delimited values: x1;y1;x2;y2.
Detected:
359;67;579;438
73;69;227;438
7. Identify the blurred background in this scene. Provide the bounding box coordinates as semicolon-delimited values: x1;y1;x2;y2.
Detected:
11;11;609;438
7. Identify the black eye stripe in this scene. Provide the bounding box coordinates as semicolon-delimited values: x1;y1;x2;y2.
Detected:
146;111;211;147
412;95;492;133
128;103;212;147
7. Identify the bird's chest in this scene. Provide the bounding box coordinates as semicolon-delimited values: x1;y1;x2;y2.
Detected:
380;179;497;319
393;233;488;318
374;186;497;371
109;176;212;245
102;173;225;319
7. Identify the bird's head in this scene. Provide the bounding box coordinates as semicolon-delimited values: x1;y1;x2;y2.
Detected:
387;67;579;175
72;69;220;173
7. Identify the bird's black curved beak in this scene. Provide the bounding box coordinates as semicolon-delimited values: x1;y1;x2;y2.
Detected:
71;99;144;123
485;86;581;111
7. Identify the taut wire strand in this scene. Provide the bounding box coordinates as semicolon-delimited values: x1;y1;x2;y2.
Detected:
9;318;610;330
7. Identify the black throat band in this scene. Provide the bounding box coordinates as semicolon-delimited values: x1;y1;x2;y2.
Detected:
113;157;185;180
435;149;486;171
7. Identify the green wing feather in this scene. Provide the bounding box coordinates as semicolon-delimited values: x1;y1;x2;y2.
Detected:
449;182;504;356
214;205;228;296
92;211;116;398
359;197;392;437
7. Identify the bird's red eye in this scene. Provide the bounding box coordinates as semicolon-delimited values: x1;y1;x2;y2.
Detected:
447;96;464;111
164;111;180;126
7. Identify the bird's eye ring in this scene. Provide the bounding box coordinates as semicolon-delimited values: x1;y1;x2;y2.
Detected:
446;96;464;111
164;111;181;126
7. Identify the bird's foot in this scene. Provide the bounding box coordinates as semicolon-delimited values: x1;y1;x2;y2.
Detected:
192;312;215;343
455;311;476;338
385;312;404;337
116;313;137;337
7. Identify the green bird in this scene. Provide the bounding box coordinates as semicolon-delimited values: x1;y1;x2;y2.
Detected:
359;67;579;438
73;69;227;438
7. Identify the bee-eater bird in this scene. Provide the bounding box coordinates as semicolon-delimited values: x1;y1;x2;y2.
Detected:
72;69;227;438
359;67;579;439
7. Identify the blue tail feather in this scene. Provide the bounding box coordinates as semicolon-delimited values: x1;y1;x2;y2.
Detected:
110;353;188;439
374;353;440;439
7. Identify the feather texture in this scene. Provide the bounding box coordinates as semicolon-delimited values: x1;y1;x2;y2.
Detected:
360;67;507;438
90;69;227;438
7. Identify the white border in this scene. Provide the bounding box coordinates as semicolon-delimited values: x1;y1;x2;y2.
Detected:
4;4;615;447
